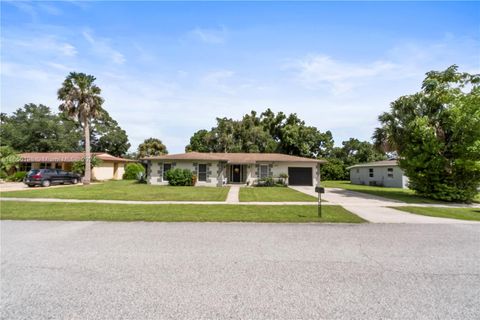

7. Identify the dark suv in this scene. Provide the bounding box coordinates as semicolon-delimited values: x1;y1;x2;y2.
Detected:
24;169;81;187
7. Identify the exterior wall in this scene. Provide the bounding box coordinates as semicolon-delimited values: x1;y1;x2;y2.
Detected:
114;163;126;180
147;160;222;187
350;165;407;188
249;162;320;186
146;160;321;187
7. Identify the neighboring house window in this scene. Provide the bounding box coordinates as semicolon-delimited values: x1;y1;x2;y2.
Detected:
163;163;172;180
369;168;374;178
55;163;62;169
387;168;394;178
260;164;269;179
40;162;50;169
198;164;207;182
19;163;32;172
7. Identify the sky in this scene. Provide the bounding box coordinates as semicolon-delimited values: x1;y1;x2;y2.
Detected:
1;1;479;154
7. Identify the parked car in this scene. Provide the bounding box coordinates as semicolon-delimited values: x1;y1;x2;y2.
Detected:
24;169;81;187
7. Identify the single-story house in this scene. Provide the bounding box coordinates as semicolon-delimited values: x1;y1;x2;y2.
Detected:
347;160;409;188
18;152;133;180
143;152;326;187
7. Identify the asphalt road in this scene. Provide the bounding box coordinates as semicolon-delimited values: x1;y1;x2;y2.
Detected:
1;221;479;319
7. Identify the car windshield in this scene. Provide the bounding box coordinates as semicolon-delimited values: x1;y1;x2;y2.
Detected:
27;169;40;175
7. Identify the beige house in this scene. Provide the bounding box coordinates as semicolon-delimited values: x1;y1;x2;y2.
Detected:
18;152;133;181
348;160;409;188
143;152;326;187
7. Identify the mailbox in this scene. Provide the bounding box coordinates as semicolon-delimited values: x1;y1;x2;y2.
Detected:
315;186;325;194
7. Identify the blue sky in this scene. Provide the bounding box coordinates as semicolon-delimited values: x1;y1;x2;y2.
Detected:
1;1;479;153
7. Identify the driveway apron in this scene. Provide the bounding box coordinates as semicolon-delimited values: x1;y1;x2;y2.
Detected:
290;186;479;224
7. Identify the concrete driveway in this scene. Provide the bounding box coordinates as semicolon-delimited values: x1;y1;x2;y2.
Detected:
0;182;28;192
290;186;480;224
1;221;479;319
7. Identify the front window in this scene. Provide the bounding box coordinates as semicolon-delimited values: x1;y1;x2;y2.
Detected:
369;168;374;178
163;163;172;180
39;162;50;169
387;168;394;178
19;163;32;172
260;165;269;179
198;164;207;182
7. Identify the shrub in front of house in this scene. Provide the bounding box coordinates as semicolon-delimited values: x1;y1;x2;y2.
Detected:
123;163;145;180
165;168;194;186
6;171;27;182
256;176;287;187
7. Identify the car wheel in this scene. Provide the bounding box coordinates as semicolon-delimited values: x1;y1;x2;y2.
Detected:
27;184;35;188
71;178;78;184
41;180;51;187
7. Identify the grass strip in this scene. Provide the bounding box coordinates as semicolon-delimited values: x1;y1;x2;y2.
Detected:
0;201;365;223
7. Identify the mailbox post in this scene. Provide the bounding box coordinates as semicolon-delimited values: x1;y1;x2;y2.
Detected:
315;186;325;217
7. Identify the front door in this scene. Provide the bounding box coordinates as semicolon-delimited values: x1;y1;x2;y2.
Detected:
232;165;241;183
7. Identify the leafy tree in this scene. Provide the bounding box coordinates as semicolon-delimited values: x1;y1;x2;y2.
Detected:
186;129;212;152
0;104;130;157
320;139;385;180
319;158;347;181
185;109;332;157
138;138;168;158
90;110;130;157
0;146;20;178
0;104;81;152
373;65;480;202
58;72;104;185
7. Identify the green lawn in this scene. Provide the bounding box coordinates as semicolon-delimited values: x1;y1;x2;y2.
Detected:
0;201;365;223
392;206;480;221
321;180;445;204
0;180;229;202
239;187;317;202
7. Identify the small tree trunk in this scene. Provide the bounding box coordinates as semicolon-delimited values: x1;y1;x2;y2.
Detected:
83;120;91;185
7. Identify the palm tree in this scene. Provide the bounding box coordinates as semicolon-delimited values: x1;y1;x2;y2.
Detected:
58;72;104;185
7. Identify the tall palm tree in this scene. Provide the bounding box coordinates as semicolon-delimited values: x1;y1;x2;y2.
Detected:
58;72;104;185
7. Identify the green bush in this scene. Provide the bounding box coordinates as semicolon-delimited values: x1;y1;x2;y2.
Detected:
257;177;286;187
123;163;145;180
6;171;27;182
320;158;348;180
165;168;193;186
72;156;103;175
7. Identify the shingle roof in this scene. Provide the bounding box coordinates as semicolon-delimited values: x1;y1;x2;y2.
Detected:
19;152;133;163
347;160;399;169
142;152;325;164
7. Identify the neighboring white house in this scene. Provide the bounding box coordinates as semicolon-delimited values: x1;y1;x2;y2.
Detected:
18;152;133;181
347;160;409;188
143;152;326;187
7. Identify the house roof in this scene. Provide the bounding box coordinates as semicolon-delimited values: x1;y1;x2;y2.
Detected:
142;152;326;164
18;152;133;163
347;159;399;169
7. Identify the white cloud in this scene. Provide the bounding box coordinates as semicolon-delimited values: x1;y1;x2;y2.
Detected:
59;43;77;56
2;35;77;57
289;54;397;93
82;30;126;64
190;26;227;44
